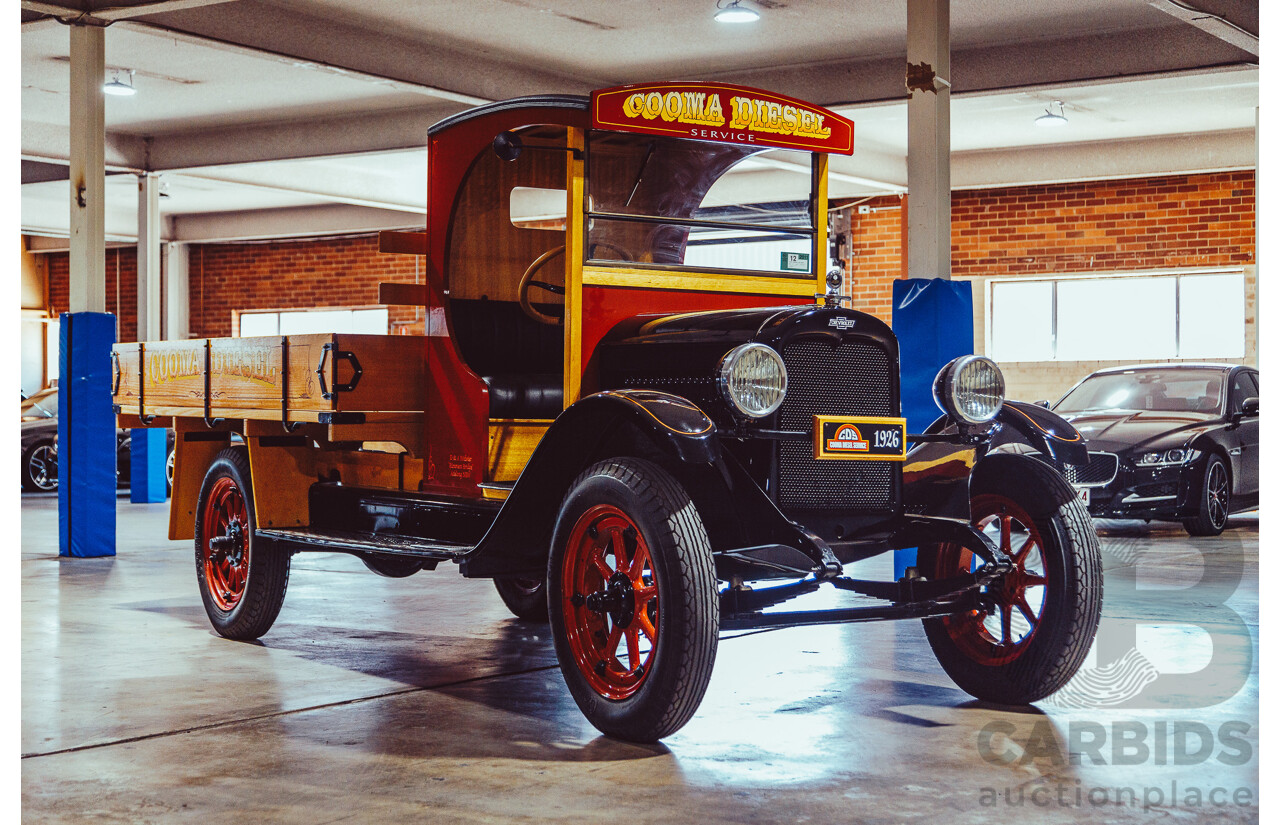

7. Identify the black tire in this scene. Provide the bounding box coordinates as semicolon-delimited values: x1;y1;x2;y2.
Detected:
22;439;58;492
360;555;424;578
919;454;1102;704
548;458;718;742
1183;454;1230;536
194;447;290;640
166;446;175;497
494;577;549;622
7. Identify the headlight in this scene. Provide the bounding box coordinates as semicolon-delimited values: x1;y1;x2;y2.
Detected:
1134;449;1200;467
933;355;1006;425
717;343;787;418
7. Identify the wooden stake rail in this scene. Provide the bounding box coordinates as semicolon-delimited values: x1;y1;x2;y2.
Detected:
113;333;425;423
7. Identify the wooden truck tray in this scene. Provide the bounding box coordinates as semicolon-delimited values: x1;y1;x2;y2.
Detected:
112;334;424;424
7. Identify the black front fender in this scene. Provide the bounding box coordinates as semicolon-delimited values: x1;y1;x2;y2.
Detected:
461;390;721;578
995;400;1089;467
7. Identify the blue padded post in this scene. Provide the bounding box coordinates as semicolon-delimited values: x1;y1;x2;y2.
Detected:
58;312;117;558
891;278;974;579
129;427;167;503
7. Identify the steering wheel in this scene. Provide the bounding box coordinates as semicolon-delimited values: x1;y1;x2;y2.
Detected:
519;246;567;325
517;241;637;326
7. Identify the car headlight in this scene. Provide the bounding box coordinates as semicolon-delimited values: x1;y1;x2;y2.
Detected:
933;355;1006;425
1134;448;1200;467
717;343;787;418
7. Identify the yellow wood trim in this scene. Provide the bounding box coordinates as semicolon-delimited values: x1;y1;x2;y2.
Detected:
814;152;829;299
168;419;230;541
487;420;550;483
246;437;315;529
582;265;816;296
564;127;586;407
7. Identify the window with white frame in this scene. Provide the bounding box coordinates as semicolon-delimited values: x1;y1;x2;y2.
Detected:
988;270;1245;362
237;307;389;337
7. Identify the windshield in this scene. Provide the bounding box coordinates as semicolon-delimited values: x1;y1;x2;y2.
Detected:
585;131;815;276
21;389;58;421
1055;369;1226;415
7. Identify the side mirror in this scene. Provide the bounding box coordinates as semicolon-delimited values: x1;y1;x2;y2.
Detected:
1033;399;1051;409
493;131;523;162
1241;396;1259;416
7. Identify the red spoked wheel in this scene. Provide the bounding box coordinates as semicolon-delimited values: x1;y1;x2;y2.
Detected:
919;454;1102;705
201;476;250;612
548;458;718;742
194;447;290;640
937;494;1048;666
560;504;659;700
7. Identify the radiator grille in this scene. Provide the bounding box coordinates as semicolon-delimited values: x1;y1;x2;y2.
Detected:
1061;452;1119;487
777;339;897;511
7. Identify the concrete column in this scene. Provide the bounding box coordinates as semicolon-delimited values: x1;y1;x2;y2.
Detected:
137;173;162;340
164;242;190;340
69;24;106;311
906;0;951;280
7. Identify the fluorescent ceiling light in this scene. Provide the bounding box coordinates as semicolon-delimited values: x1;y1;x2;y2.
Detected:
1035;100;1068;127
103;70;136;96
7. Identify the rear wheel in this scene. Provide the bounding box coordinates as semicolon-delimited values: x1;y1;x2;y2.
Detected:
494;577;548;622
22;439;57;492
920;455;1102;704
548;458;718;742
1183;455;1230;536
194;447;290;640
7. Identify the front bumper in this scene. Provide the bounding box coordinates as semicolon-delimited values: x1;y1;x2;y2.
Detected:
1080;458;1198;520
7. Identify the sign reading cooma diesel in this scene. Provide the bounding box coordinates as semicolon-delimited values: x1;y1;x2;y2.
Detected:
591;83;855;155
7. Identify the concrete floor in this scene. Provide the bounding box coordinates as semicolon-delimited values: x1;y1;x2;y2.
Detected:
22;494;1258;824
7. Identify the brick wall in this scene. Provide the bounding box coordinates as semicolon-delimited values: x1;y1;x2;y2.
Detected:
186;235;425;338
46;247;140;342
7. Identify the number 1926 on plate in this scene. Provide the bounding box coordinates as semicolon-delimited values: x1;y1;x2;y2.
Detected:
813;415;908;461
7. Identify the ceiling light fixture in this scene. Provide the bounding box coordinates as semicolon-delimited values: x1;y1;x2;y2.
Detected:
715;0;759;23
1035;100;1067;127
103;69;136;97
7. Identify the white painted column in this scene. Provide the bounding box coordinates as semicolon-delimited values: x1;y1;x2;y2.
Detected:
69;24;106;312
137;173;162;340
906;0;951;280
164;242;190;340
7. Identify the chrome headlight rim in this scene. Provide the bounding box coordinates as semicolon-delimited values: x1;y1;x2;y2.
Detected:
933;354;1006;425
717;343;788;419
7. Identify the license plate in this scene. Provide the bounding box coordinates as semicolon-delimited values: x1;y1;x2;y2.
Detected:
1074;486;1090;507
813;415;907;461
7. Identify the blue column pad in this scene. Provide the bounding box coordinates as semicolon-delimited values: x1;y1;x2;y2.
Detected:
130;427;168;503
58;312;118;558
891;278;975;579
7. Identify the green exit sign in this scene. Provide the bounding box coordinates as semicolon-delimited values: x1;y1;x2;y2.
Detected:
781;251;811;272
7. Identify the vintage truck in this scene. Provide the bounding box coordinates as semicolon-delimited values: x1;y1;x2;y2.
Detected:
114;82;1102;743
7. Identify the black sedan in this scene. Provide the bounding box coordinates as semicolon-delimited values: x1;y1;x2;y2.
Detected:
1048;363;1258;536
21;388;174;494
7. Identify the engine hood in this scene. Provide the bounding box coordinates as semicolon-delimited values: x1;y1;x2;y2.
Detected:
1057;409;1219;453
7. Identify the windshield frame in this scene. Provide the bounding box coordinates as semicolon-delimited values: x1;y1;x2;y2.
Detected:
583;130;821;279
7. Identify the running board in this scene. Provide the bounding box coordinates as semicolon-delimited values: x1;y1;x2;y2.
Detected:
255;528;472;561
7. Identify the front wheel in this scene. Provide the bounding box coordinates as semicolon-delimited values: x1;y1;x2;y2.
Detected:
548;458;718;742
194;447;290;640
1183;455;1230;536
22;439;58;492
920;454;1102;704
494;577;549;622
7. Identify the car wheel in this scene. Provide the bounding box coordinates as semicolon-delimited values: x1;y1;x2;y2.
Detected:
919;454;1102;705
494;577;548;622
22;439;58;492
360;555;424;577
194;447;290;640
166;447;176;496
1183;455;1230;537
548;458;718;742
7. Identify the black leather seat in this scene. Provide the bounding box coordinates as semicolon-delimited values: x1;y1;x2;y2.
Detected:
450;298;564;419
483;374;564;419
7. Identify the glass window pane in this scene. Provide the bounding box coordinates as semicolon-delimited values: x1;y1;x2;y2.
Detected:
510;187;566;230
279;310;353;335
1056;277;1176;361
1179;273;1244;358
238;312;279;337
989;281;1054;362
351;308;389;334
45;319;60;382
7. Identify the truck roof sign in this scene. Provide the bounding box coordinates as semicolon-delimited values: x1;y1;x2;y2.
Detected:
591;82;855;155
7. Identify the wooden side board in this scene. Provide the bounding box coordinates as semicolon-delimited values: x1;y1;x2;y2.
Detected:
114;334;425;421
